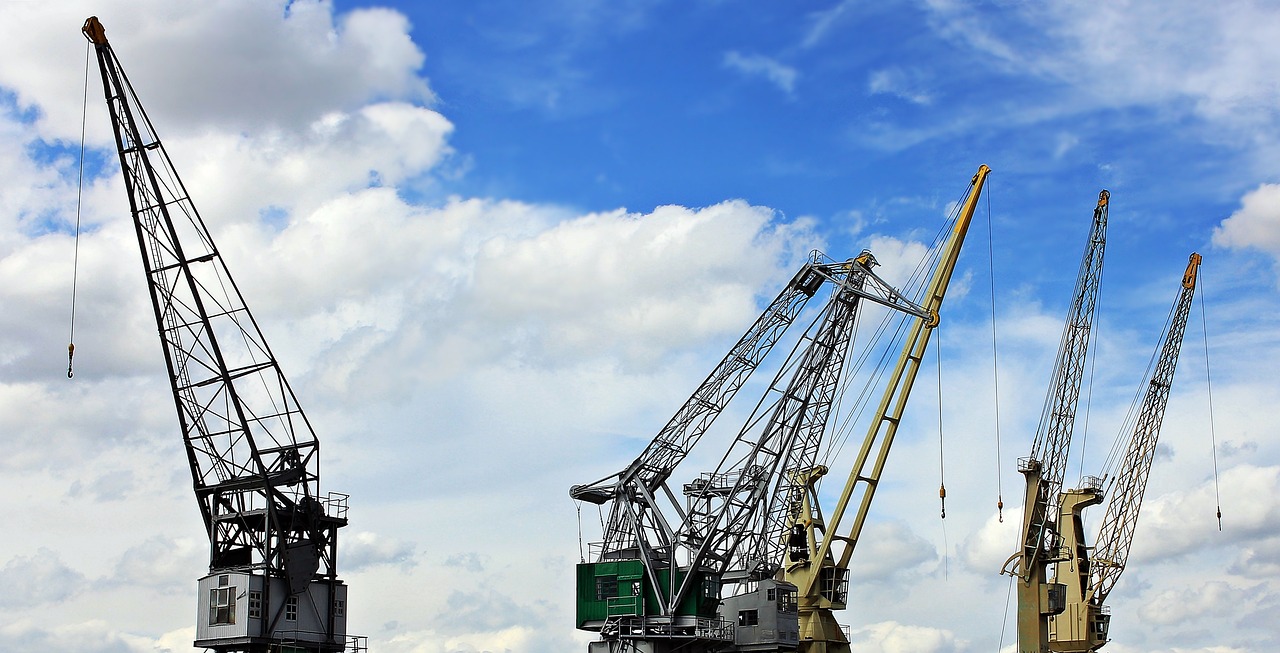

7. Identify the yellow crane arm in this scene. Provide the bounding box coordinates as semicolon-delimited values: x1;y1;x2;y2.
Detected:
800;165;990;596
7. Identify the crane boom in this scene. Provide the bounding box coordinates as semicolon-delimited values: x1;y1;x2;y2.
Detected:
83;17;351;652
1091;252;1201;602
1047;253;1203;652
575;248;932;653
683;253;895;585
1001;190;1109;653
782;165;989;652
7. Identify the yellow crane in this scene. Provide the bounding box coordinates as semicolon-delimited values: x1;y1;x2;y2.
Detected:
781;165;990;652
1049;253;1202;651
1000;191;1110;653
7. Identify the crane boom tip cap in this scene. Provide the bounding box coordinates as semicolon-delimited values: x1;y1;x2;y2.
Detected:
83;16;107;45
1097;189;1110;206
1183;252;1202;289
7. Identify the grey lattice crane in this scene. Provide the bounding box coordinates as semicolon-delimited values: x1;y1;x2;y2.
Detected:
82;17;354;652
1048;253;1203;652
572;166;989;653
573;251;930;653
1000;190;1109;653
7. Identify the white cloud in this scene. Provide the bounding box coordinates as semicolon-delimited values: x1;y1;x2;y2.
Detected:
847;520;939;583
1213;183;1280;265
723;51;799;95
0;549;87;608
959;510;1019;573
344;531;418;572
849;620;967;653
0;0;431;142
802;0;858;49
922;1;1280;136
107;536;205;593
1137;580;1255;627
868;67;935;105
1135;464;1280;562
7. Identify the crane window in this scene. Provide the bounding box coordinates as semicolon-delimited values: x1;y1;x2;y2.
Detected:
702;576;720;600
334;598;345;618
209;587;236;625
777;588;797;613
285;596;298;621
596;575;618;600
248;591;262;619
738;610;759;627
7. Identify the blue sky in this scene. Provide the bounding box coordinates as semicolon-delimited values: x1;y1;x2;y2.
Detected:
333;0;1260;303
2;2;1280;652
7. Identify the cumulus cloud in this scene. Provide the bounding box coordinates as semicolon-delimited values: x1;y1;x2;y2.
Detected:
1136;464;1280;562
0;0;432;142
1213;183;1280;266
846;520;939;584
849;620;967;653
0;549;88;608
107;536;205;592
1229;535;1280;577
1137;580;1255;627
432;588;544;636
444;552;488;573
344;531;418;571
959;510;1019;574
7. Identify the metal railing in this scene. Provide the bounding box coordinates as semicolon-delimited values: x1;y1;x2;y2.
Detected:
270;630;367;652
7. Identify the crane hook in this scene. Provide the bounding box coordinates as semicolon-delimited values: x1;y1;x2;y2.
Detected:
67;342;75;378
939;484;947;519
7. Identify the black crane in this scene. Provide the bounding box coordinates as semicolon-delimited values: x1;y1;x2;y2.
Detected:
82;17;355;653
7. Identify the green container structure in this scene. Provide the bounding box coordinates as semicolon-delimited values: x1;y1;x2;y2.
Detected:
576;561;721;630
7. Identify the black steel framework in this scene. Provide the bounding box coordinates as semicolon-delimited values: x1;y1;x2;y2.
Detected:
82;17;346;651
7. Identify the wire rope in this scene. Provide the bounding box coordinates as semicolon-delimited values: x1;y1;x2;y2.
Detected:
985;180;1005;521
937;320;947;520
997;572;1015;652
936;321;949;580
1076;280;1103;483
1197;272;1223;530
68;40;92;379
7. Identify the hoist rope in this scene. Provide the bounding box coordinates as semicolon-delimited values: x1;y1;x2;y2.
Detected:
936;321;947;520
1198;272;1223;530
936;323;949;580
576;500;586;563
997;572;1015;651
1100;298;1172;483
1076;255;1106;484
819;198;956;470
985;180;1004;522
68;40;92;379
